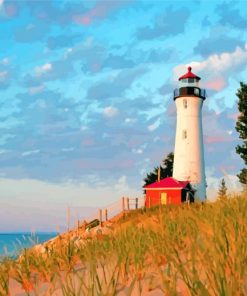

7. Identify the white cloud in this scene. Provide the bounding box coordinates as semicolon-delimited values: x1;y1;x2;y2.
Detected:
0;0;4;7
174;45;247;90
114;175;129;192
64;48;73;58
148;119;160;131
132;148;143;154
125;117;137;123
1;58;9;65
22;149;40;157
80;125;88;131
103;106;119;118
35;63;52;76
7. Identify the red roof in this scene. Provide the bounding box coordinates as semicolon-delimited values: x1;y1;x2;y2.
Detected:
179;66;201;81
144;177;189;189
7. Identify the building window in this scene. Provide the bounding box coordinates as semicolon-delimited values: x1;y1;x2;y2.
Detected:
182;130;187;139
183;99;187;108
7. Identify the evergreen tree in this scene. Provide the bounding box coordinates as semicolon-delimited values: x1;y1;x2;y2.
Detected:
143;152;174;187
235;82;247;186
218;178;227;200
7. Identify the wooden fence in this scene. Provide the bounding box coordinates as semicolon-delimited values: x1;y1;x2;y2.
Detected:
72;196;145;231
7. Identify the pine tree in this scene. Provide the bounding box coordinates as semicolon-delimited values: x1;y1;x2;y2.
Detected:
235;82;247;186
143;152;174;187
218;178;227;200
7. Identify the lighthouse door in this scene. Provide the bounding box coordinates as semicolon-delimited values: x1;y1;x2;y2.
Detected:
160;193;167;205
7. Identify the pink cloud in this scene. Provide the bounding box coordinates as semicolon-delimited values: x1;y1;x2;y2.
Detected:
204;136;232;144
81;137;95;147
227;112;240;120
219;165;237;172
5;3;18;17
202;76;226;91
74;1;125;26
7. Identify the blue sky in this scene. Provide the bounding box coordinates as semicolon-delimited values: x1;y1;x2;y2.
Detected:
0;0;246;232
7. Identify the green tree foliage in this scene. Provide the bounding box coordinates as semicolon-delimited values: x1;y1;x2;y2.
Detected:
143;152;174;187
218;178;227;200
235;82;247;186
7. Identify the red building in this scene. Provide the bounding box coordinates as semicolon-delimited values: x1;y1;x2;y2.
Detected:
144;177;194;208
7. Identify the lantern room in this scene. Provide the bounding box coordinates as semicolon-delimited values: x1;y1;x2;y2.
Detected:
178;66;200;87
174;66;206;100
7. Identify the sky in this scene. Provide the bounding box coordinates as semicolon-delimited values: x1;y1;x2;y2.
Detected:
0;0;246;232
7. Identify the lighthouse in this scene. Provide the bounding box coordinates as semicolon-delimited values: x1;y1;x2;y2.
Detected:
172;67;206;200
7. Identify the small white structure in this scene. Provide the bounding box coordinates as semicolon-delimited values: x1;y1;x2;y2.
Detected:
172;67;206;200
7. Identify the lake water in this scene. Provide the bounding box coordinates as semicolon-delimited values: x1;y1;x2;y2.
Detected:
0;233;57;259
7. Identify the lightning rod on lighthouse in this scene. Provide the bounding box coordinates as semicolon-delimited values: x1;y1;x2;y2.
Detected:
172;67;207;200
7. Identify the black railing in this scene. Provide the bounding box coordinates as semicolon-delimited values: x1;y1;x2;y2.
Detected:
174;87;206;100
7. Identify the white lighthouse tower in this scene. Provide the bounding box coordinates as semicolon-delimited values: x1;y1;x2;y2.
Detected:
173;66;206;200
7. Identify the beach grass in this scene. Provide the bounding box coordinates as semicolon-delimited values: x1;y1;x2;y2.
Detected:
1;192;247;295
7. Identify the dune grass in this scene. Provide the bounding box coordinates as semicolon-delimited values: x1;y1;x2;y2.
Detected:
1;193;247;295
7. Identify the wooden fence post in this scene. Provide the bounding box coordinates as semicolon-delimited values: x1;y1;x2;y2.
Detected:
83;220;87;231
77;220;80;236
105;209;108;221
122;197;125;212
67;206;70;232
136;197;138;209
99;209;102;226
127;197;130;211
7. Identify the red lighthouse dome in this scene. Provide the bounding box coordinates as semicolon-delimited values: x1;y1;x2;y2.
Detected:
179;66;201;81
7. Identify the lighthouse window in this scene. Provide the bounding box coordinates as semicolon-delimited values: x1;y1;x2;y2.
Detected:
194;88;199;96
183;99;187;108
182;130;187;139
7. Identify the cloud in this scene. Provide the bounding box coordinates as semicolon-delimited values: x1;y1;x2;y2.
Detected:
204;136;233;144
0;62;13;90
46;34;80;50
148;119;160;131
28;84;44;95
125;117;136;123
74;0;128;26
1;57;10;65
87;66;148;100
102;54;136;70
14;23;50;43
0;70;7;81
103;106;119;118
24;59;74;85
203;77;226;91
0;1;19;18
0;177;141;231
11;1;85;26
174;45;247;91
216;2;247;29
132;148;143;154
136;7;190;40
194;32;245;57
35;63;52;76
22;149;40;157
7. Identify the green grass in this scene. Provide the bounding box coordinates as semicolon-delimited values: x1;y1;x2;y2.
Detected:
1;193;247;295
